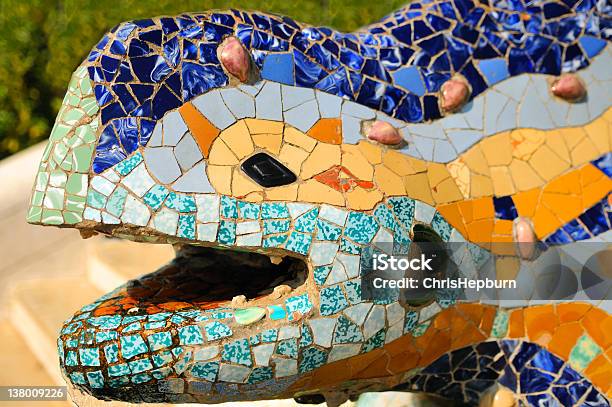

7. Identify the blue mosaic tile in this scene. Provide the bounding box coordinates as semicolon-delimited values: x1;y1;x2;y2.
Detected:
315;219;342;241
431;211;452;241
493;196;518;220
263;219;290;235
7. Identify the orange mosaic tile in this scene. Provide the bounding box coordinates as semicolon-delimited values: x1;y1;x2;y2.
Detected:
524;305;557;346
547;321;585;360
178;102;220;157
582;307;612;349
508;309;525;338
307;118;343;144
584;354;612;395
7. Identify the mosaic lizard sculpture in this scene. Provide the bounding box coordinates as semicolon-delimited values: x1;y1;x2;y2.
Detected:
28;0;611;405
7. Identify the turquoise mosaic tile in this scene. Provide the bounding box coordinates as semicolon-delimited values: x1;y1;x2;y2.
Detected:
177;214;196;239
108;363;130;377
191;361;220;381
431;211;452;241
178;325;204;345
165;192;197;212
276;339;298;358
319;285;349;316
343;280;362;305
86;370;105;388
261;329;278;343
143;185;169;210
299;325;313;348
147;331;173;351
262;234;288;248
218;219;236;245
362;329;386;353
339;237;361;254
96;331;118;343
70;372;87;385
114;152;143;176
79;347;101;366
314;265;332;286
238;201;260;219
387;197;415;230
120;334;149;359
128;357;153;374
298;347;328;374
104;343;119;363
285;294;313;319
222;339;252;366
220;196;238;218
65;350;78;366
106;187;128;217
284;231;312;255
152;350;173;368
263;219;290;234
403;311;419;333
333;315;364;344
294;208;319;233
268;305;287;320
315;219;342;241
123;322;141;332
247;366;273;384
204;321;232;341
261;202;289;219
344;212;379;244
131;373;151;383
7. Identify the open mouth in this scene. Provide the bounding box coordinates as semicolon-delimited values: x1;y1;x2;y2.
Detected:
121;245;309;313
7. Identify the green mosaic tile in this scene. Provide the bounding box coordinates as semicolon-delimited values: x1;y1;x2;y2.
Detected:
569;334;601;372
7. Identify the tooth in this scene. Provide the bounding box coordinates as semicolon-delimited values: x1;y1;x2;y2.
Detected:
270;285;292;299
269;255;283;265
232;295;247;306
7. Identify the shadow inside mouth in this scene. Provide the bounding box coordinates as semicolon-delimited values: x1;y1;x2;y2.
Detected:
123;245;308;311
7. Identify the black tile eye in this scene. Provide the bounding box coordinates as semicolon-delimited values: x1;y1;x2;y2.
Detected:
241;152;297;187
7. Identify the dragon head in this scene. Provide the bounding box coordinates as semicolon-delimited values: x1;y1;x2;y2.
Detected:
27;2;612;405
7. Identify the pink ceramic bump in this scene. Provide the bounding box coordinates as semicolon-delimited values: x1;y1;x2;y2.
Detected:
440;75;471;113
220;36;250;82
513;217;536;260
551;73;586;101
367;121;402;145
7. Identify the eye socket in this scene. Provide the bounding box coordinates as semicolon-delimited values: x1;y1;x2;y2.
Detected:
241;152;297;187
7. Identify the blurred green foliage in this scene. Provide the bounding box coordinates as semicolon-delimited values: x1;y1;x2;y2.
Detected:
0;0;404;159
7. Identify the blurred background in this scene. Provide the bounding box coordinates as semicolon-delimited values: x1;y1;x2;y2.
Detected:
0;1;445;406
